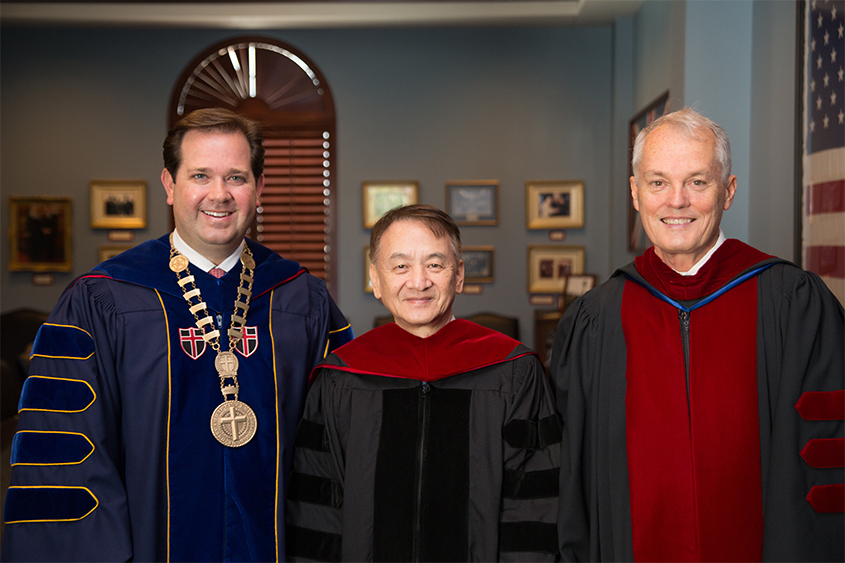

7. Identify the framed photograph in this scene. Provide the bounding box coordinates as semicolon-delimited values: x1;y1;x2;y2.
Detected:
90;180;147;229
527;245;585;294
98;244;133;263
559;273;598;311
628;92;670;250
8;196;73;272
362;181;418;228
363;245;374;293
462;246;494;283
526;180;584;229
445;181;498;225
565;274;597;296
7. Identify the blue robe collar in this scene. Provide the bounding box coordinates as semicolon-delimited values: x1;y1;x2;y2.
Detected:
85;234;305;304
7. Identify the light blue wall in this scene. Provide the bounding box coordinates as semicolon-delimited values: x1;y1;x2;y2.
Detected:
0;25;614;345
0;1;805;343
625;0;797;263
748;0;798;261
683;0;754;243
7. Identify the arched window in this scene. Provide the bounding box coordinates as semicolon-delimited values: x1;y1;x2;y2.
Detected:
169;36;337;295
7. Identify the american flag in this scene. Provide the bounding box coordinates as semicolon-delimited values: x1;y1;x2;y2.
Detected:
803;0;845;305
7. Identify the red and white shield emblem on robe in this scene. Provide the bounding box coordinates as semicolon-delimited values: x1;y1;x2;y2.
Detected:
235;326;258;358
179;327;207;359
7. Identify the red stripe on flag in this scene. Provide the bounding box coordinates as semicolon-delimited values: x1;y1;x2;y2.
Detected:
806;246;845;278
806;484;845;513
800;438;845;468
807;180;845;214
795;390;845;420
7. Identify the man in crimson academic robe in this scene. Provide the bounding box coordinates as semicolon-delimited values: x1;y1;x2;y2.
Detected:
2;108;351;562
551;107;844;561
286;204;561;561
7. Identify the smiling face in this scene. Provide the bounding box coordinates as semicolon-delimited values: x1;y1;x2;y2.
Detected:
630;124;737;272
370;219;464;338
162;129;264;264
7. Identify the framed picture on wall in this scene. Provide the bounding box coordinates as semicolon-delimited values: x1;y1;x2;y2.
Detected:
362;181;418;228
525;180;585;229
445;180;498;225
98;244;134;263
527;245;585;294
90;180;147;229
462;246;494;283
558;273;598;311
565;273;597;296
8;196;73;272
628;91;670;251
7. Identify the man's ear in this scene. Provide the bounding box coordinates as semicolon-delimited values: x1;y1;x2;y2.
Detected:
162;168;175;206
455;260;465;295
630;176;640;212
723;175;737;211
255;174;265;204
369;262;381;299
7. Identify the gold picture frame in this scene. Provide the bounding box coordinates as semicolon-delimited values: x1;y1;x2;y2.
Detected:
90;180;147;229
362;181;418;228
525;180;585;229
462;246;494;283
98;244;134;263
527;245;585;294
8;196;73;272
628;91;670;250
445;180;498;226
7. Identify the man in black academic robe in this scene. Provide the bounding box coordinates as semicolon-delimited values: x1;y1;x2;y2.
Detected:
551;107;844;562
287;205;561;562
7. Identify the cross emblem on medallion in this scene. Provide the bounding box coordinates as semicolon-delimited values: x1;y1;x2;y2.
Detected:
220;405;248;440
215;351;239;376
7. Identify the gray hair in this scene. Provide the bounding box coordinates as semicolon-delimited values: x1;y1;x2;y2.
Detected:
632;107;732;184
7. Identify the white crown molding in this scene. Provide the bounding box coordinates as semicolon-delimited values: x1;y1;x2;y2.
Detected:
0;1;642;28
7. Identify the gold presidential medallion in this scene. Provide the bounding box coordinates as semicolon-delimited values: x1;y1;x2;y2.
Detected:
210;400;257;447
169;234;258;448
169;254;189;273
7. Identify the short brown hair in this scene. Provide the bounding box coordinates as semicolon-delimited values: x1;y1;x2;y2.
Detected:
162;108;264;180
369;204;462;264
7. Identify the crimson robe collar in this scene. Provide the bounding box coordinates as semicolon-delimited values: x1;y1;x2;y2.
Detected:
313;319;535;383
626;239;783;305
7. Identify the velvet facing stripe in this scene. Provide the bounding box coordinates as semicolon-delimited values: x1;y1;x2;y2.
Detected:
502;415;562;450
795;390;845;420
30;323;95;360
11;431;94;466
286;525;341;562
502;468;559;499
3;486;98;523
373;385;471;562
288;472;343;508
800;438;845;468
295;419;329;452
499;521;558;554
18;376;96;413
622;278;764;562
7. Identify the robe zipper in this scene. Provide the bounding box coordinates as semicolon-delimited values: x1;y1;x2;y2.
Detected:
413;381;431;563
678;310;692;422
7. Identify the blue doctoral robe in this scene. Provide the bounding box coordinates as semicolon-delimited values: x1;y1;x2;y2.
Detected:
2;235;352;562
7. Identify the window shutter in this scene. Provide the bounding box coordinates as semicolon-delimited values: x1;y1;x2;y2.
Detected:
257;131;334;283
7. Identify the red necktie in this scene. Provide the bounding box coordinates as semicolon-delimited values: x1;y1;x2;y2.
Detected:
209;268;226;278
